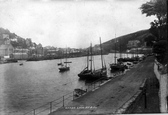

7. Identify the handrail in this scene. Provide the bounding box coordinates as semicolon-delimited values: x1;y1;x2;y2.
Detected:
23;76;114;115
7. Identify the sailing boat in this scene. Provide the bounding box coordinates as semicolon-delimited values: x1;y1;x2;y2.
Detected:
57;60;63;66
110;37;125;72
58;51;63;66
58;48;71;72
78;44;93;79
78;37;107;80
116;38;125;63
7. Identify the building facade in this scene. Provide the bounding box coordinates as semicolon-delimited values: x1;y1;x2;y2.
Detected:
0;44;14;58
0;34;14;58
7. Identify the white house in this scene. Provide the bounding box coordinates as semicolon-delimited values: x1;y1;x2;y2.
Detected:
0;44;14;58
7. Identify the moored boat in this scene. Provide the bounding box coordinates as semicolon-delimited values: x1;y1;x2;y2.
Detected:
78;37;107;80
110;36;126;72
59;66;70;72
58;47;71;72
110;63;126;72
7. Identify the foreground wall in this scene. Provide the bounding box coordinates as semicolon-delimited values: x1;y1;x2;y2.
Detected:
154;60;168;113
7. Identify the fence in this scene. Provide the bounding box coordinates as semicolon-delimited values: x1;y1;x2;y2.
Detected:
23;91;74;115
23;77;112;115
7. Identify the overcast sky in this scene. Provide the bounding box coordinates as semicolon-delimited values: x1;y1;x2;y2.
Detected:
0;0;155;48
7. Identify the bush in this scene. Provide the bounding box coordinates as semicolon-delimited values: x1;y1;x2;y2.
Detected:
153;40;167;64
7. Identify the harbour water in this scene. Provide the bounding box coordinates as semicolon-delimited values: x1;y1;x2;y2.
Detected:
0;53;134;115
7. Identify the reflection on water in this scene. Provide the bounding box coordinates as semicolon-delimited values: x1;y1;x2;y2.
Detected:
0;53;135;115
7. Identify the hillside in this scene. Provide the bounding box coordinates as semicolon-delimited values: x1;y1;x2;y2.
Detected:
101;29;152;53
0;27;152;52
0;27;17;39
0;27;36;48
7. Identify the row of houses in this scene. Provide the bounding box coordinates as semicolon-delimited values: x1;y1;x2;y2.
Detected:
0;45;29;60
0;40;84;60
0;34;35;59
0;33;85;60
128;47;152;54
127;40;152;54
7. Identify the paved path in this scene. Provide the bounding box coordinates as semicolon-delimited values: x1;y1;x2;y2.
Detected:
131;67;160;113
49;56;155;115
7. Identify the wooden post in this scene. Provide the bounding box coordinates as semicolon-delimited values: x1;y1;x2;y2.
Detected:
144;87;147;109
50;102;52;113
166;96;168;111
33;109;35;115
63;96;64;107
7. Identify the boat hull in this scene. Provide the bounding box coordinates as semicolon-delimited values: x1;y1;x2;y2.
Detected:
110;64;125;72
78;68;107;80
59;67;70;72
19;63;23;66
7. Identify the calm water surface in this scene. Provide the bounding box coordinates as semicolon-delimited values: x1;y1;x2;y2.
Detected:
0;53;134;115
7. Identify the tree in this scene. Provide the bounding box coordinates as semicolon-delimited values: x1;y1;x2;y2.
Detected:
11;41;19;48
140;0;167;40
149;21;159;39
153;40;167;64
144;34;156;47
140;0;167;25
140;0;167;71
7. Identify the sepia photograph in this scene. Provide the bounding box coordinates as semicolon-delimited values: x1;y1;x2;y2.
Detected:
0;0;167;114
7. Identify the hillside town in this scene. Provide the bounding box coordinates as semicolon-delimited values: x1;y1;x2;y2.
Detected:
0;29;153;63
0;32;89;62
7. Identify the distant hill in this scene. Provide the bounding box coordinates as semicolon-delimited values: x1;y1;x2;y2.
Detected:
100;29;153;53
0;27;153;52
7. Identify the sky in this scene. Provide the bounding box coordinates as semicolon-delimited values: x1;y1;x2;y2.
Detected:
0;0;155;48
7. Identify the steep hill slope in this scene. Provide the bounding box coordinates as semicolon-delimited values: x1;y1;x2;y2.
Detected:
101;29;152;53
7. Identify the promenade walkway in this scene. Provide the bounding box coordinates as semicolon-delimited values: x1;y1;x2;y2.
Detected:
49;56;159;115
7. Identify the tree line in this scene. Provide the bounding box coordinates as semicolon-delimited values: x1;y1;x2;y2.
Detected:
140;0;167;67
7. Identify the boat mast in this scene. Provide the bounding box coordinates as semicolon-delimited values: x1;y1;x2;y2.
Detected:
100;37;104;68
119;38;122;59
90;43;92;72
126;44;128;58
65;47;67;67
137;47;139;57
114;34;116;64
87;48;89;70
